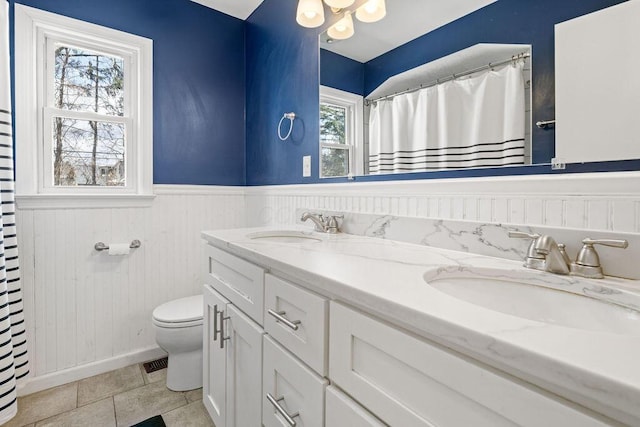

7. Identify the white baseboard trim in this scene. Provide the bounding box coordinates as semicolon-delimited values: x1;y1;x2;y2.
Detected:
17;346;167;397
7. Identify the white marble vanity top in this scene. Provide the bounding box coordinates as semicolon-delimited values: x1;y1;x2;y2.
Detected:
202;226;640;425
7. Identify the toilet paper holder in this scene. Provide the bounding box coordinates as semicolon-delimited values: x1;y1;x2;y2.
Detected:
94;240;141;252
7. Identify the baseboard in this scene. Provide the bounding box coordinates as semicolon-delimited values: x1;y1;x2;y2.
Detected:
16;346;167;397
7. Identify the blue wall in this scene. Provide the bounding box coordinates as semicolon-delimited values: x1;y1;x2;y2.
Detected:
320;49;364;96
246;0;629;185
245;0;319;185
10;0;246;185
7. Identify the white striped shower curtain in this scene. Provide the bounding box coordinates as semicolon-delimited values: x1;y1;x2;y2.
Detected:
368;61;526;174
0;0;30;423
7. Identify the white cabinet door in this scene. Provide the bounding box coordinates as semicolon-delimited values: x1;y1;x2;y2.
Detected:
225;304;265;427
330;302;611;427
203;285;229;427
325;386;386;427
263;336;327;427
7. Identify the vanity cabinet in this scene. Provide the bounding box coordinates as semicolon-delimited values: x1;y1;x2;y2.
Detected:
203;243;266;427
329;302;612;427
202;240;619;427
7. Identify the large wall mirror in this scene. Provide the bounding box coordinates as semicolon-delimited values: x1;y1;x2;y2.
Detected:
317;0;638;179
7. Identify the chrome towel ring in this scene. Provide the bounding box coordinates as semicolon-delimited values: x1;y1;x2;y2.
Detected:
278;112;296;141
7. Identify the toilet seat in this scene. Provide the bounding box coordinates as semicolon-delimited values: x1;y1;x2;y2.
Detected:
152;295;203;328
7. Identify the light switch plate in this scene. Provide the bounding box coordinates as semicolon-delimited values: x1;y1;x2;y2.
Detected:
303;156;311;177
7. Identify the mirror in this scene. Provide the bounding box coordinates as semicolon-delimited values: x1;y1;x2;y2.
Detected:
318;0;637;179
320;41;532;177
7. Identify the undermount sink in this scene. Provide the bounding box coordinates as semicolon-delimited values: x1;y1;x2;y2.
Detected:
246;230;323;243
424;267;640;336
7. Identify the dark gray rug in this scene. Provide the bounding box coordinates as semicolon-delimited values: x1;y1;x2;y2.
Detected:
130;415;166;427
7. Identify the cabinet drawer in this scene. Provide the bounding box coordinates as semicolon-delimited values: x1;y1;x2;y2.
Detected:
329;302;612;427
263;336;327;427
204;243;265;324
325;386;386;427
264;274;328;375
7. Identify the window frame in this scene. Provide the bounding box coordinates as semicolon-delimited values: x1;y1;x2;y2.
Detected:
15;5;153;207
319;86;364;178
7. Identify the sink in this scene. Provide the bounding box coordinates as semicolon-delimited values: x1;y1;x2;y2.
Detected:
246;230;323;243
424;267;640;336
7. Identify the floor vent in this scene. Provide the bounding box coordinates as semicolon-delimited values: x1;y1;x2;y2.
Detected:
143;357;168;374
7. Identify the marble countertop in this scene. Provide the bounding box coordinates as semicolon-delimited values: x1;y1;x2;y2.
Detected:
202;226;640;425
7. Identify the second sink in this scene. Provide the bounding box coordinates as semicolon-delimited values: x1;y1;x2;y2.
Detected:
424;267;640;336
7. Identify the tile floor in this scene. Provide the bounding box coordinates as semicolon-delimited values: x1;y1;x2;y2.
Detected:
5;362;215;427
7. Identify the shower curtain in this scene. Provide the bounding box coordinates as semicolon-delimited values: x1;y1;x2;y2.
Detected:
369;61;526;174
0;0;30;423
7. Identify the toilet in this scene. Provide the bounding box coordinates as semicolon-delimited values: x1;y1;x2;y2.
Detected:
152;294;204;391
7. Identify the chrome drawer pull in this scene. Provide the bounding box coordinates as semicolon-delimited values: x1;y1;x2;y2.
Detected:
218;309;230;349
266;393;299;426
268;309;301;331
213;304;221;342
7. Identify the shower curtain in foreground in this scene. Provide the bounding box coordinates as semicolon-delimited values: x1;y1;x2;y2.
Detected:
0;0;30;423
369;61;526;174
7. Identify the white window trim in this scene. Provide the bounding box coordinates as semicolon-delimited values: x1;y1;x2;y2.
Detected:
319;85;364;178
14;5;154;208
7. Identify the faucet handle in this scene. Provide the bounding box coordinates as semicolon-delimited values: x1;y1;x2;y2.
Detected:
581;238;628;249
508;231;540;240
324;215;343;234
575;238;628;267
508;231;545;270
571;237;628;279
508;231;543;259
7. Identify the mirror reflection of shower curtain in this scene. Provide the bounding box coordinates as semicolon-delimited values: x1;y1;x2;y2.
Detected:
368;62;525;174
0;0;30;424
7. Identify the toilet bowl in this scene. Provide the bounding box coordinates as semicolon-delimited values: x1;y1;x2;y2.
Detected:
152;294;204;391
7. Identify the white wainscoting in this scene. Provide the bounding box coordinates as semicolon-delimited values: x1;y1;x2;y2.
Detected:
14;172;640;395
246;172;640;233
16;185;245;395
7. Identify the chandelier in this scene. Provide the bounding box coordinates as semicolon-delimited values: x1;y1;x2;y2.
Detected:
296;0;387;40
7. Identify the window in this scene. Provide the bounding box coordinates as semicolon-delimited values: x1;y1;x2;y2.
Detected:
319;86;363;178
15;5;153;206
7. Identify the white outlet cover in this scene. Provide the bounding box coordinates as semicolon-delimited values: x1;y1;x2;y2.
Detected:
303;156;311;177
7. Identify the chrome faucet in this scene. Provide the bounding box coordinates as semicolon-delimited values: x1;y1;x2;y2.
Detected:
534;235;571;275
509;231;629;278
300;212;343;234
509;231;570;274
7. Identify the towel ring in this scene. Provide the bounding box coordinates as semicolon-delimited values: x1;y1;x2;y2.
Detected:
278;112;296;141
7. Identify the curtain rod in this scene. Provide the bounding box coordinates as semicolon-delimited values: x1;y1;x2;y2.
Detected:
366;52;531;105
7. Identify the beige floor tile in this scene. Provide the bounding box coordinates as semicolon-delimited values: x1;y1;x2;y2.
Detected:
113;380;187;427
162;401;214;427
3;382;78;427
78;364;145;407
140;364;167;385
184;388;203;403
35;397;115;427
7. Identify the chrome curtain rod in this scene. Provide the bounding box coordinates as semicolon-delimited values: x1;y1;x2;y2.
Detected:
366;52;531;105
